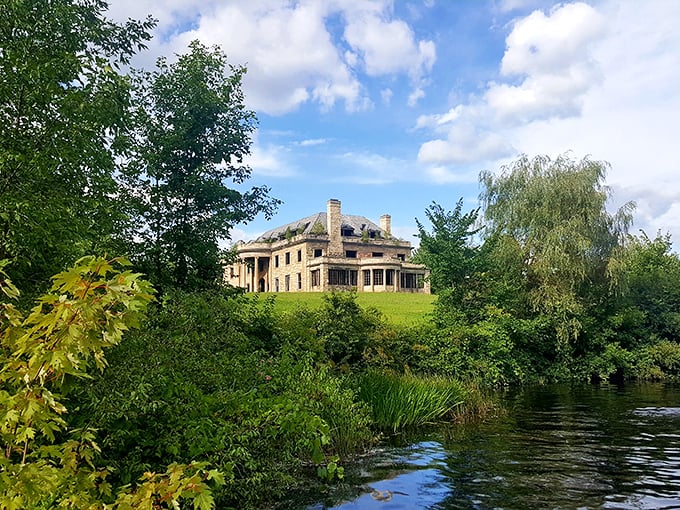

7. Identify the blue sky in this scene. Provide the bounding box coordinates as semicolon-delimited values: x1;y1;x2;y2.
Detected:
107;0;680;247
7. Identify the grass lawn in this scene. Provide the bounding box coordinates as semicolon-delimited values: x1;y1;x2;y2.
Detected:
260;291;436;325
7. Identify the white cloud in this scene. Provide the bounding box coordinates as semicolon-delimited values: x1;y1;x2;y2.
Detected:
381;88;393;105
417;0;680;241
415;105;463;130
297;138;328;147
415;2;607;164
418;122;514;164
408;87;426;106
342;7;436;105
247;140;295;178
168;2;366;114
343;13;435;79
487;2;605;123
424;166;480;185
107;0;436;115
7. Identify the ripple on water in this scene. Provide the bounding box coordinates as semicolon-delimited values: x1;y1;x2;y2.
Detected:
303;385;680;510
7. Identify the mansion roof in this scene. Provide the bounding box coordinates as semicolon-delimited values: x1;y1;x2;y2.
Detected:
253;212;385;243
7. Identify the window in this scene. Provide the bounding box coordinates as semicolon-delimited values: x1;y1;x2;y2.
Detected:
311;269;320;287
345;250;357;258
297;250;302;262
363;270;371;286
285;274;290;291
297;273;302;290
397;254;406;261
341;227;354;236
274;278;279;292
285;252;290;265
372;252;383;258
274;255;279;268
314;248;323;257
373;269;384;286
401;272;417;289
328;268;357;286
386;269;394;286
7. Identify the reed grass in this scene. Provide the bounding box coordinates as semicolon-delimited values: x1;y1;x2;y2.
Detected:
357;371;467;432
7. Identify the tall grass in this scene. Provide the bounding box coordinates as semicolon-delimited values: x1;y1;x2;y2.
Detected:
356;371;467;432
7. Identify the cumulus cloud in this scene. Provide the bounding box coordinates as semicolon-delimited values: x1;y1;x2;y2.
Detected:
340;6;436;105
343;13;435;80
247;140;296;178
416;0;680;241
487;2;605;123
418;122;514;164
417;2;606;165
415;106;464;130
424;166;480;185
107;0;436;115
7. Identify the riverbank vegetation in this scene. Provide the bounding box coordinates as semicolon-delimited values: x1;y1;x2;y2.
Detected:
3;1;680;508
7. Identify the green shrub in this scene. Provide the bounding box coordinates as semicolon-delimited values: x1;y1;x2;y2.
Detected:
636;341;680;380
315;291;383;366
414;306;532;385
585;342;635;382
69;290;374;508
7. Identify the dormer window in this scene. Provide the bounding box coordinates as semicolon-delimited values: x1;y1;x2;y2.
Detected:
341;227;354;236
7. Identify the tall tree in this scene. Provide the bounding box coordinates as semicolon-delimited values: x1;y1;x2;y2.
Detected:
479;154;635;349
619;232;680;345
0;0;154;292
413;199;481;294
124;41;279;289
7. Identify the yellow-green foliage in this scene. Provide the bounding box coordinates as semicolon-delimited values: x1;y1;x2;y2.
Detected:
0;257;222;509
262;291;436;325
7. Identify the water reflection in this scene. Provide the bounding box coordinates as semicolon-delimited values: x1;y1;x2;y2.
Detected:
304;383;680;510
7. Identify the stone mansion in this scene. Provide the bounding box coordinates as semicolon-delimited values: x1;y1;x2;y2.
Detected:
225;199;430;293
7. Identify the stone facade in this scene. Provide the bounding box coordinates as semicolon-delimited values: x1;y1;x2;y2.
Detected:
225;199;430;293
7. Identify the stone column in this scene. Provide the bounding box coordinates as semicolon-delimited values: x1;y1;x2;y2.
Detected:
254;256;260;292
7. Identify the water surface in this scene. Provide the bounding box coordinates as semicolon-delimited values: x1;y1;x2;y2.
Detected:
302;383;680;509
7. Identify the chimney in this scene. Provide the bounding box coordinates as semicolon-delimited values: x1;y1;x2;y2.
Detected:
380;214;391;237
326;199;343;256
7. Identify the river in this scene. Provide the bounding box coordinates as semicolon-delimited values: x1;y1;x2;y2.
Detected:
297;383;680;509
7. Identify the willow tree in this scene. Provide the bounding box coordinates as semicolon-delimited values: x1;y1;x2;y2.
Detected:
480;154;634;350
124;41;279;289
